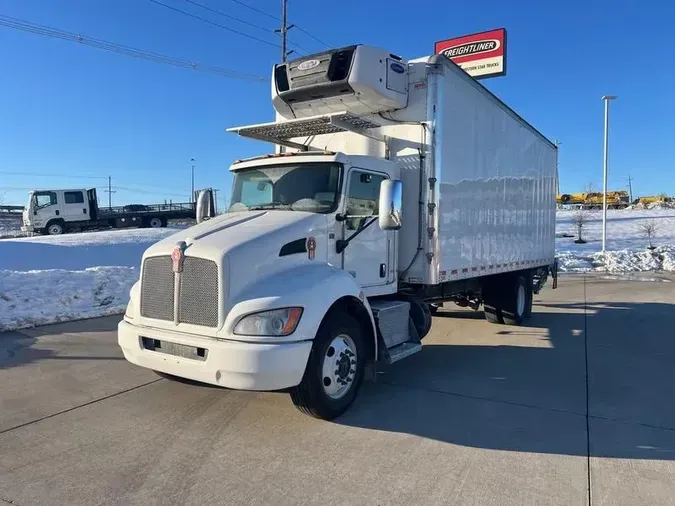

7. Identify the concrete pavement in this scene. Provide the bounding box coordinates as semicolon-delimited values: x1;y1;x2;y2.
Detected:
1;274;674;505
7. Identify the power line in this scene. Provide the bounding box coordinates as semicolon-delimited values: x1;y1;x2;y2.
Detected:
227;0;279;21
0;170;108;180
294;24;329;48
225;0;329;49
180;0;273;34
180;0;310;54
0;14;266;82
148;0;280;49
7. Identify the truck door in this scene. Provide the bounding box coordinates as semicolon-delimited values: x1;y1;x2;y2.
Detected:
62;190;89;222
32;191;59;227
341;168;395;291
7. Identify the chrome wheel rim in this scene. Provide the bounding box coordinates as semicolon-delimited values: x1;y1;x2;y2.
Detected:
322;334;357;399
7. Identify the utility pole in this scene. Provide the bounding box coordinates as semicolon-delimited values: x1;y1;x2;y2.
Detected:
105;176;116;210
627;175;634;203
601;95;618;252
276;0;295;63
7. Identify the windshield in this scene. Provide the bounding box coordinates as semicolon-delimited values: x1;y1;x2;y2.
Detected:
228;162;341;213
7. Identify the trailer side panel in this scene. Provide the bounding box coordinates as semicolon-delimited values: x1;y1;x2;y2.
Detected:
429;59;557;284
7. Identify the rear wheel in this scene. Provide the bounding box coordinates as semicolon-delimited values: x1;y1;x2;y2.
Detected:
502;275;528;326
290;313;365;420
483;279;504;324
148;217;163;228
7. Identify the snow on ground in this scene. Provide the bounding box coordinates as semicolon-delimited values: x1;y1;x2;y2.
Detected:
0;227;181;331
556;209;675;273
1;209;674;332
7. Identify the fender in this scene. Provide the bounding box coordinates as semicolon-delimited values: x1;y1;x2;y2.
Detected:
221;263;377;354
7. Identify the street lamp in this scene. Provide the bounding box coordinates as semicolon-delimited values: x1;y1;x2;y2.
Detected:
190;158;195;203
601;95;617;252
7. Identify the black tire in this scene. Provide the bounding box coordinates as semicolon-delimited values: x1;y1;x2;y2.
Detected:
428;303;441;316
484;304;503;324
406;298;432;339
523;273;534;320
148;217;163;228
483;278;504;324
502;275;528;326
46;221;65;235
290;313;365;420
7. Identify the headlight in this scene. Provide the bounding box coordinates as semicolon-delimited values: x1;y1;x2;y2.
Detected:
124;298;135;321
233;307;303;337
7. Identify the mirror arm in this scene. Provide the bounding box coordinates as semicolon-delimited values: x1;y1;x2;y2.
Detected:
336;217;378;254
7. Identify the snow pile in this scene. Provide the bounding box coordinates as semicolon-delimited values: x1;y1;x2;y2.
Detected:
557;245;675;273
556;209;675;272
0;267;135;331
0;227;181;331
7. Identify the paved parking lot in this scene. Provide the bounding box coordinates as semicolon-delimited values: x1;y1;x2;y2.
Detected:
1;273;675;505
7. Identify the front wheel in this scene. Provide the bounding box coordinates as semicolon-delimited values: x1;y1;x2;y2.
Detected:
290;313;365;420
47;222;64;235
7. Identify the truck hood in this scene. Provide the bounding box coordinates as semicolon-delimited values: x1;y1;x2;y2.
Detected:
143;210;331;304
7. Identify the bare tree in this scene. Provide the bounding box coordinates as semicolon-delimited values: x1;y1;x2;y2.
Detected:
573;210;589;244
584;182;596;194
640;219;658;249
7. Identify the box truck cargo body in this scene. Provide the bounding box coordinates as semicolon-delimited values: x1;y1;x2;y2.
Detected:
119;45;558;420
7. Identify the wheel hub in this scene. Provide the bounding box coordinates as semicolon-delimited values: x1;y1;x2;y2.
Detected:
322;335;357;399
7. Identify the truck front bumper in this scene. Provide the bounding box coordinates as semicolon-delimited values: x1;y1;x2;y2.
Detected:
118;320;312;391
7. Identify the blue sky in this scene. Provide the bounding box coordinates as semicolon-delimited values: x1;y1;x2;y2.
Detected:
1;0;673;206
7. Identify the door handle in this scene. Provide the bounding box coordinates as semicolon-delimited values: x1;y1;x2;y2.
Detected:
379;263;386;278
55;210;60;216
83;208;87;214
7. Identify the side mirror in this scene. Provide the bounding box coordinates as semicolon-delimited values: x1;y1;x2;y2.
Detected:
378;179;402;230
196;189;215;223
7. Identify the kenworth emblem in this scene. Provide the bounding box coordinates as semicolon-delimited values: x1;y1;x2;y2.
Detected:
171;241;187;273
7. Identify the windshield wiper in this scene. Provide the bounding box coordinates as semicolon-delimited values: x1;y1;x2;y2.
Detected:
248;202;290;210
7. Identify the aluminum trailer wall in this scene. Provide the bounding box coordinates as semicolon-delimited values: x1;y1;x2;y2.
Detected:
422;55;557;286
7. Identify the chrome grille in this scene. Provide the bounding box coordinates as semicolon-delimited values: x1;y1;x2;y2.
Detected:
140;256;174;321
178;257;219;327
140;255;219;327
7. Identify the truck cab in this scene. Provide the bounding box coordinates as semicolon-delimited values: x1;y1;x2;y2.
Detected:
23;189;94;235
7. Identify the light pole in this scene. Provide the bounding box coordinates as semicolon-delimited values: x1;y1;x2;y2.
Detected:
601;95;617;252
190;158;195;203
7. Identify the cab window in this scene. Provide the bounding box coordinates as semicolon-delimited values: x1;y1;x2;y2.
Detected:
35;192;57;209
64;191;84;204
345;170;385;230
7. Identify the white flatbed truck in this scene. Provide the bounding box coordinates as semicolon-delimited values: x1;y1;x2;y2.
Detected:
21;188;199;235
118;45;558;420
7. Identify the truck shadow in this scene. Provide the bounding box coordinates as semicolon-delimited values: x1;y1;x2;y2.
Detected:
0;316;124;369
338;300;675;460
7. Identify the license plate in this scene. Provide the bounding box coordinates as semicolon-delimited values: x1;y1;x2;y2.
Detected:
141;337;208;361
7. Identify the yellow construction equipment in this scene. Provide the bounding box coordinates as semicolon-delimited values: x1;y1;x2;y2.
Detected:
556;190;630;209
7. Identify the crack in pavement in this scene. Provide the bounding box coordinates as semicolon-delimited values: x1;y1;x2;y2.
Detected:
0;379;163;436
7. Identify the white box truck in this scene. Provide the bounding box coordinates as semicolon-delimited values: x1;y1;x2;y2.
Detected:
118;45;558;420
